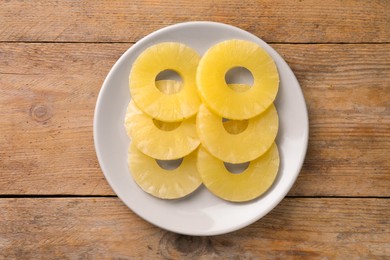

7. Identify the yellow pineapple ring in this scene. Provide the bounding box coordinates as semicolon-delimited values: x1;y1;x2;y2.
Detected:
197;143;279;202
125;99;200;160
197;39;279;120
197;104;278;163
129;42;201;122
129;144;202;199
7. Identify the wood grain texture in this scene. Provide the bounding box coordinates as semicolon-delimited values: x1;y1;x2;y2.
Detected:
0;43;389;196
0;43;119;195
0;197;388;258
273;44;390;196
0;0;389;43
1;1;388;258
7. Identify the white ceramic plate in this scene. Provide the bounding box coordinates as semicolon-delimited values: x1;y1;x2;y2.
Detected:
94;22;309;236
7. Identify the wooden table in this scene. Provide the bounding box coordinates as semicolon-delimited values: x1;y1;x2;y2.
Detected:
1;1;389;258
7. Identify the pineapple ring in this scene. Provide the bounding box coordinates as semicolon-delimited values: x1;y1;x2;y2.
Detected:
197;104;278;163
197;39;279;120
197;143;279;202
129;144;202;199
129;42;201;122
125;100;200;160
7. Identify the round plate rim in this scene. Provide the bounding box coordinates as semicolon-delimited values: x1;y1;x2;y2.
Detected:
93;21;309;236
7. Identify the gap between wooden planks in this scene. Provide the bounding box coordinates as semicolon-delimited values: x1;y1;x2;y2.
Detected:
0;197;388;258
0;0;388;43
0;43;389;196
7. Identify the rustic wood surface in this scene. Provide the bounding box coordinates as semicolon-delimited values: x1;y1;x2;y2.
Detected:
1;43;388;196
0;0;389;258
1;198;389;259
0;0;389;43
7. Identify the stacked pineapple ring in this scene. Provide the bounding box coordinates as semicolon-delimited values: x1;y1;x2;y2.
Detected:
126;43;202;199
125;40;280;202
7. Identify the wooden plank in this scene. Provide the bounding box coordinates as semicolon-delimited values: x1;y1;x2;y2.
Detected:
0;43;389;196
272;44;390;196
0;197;388;258
0;0;389;43
0;43;122;195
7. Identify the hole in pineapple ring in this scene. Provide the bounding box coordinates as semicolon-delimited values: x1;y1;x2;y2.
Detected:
225;66;253;92
155;70;183;94
224;161;250;174
156;158;183;171
222;118;249;134
153;119;181;131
